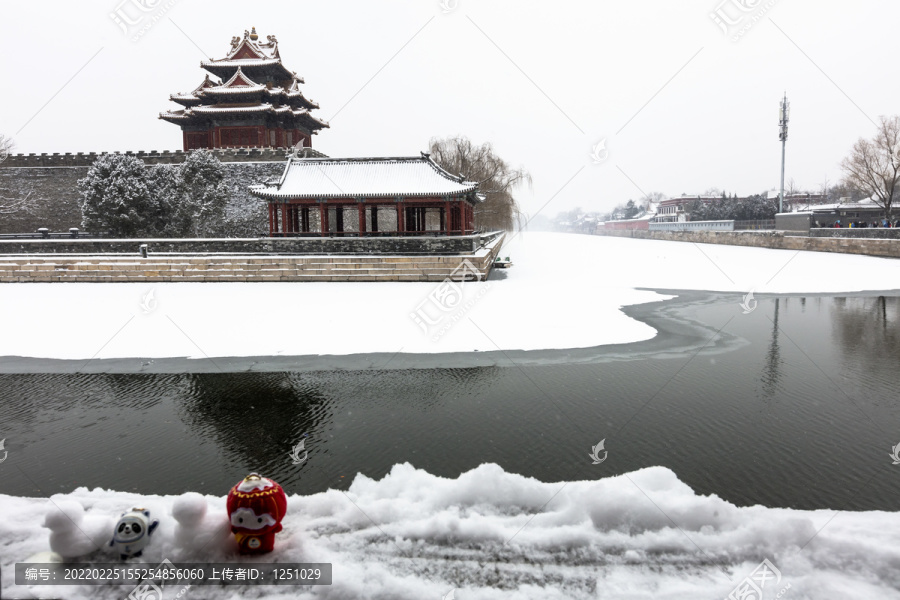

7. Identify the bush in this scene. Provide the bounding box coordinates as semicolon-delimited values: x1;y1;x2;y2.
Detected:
78;151;230;237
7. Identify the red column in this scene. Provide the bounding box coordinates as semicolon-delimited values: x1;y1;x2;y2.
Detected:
397;202;405;235
281;204;289;235
444;200;450;235
268;204;274;236
358;203;366;237
320;204;329;237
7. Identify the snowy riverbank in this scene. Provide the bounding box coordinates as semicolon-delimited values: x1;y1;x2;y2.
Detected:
1;232;898;362
3;463;899;599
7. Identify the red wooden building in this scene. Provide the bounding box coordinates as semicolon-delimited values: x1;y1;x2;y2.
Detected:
160;27;328;151
250;152;482;237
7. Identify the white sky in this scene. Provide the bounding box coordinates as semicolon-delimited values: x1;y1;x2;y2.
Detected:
1;0;895;218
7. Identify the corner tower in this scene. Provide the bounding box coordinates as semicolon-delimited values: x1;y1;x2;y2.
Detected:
160;27;328;151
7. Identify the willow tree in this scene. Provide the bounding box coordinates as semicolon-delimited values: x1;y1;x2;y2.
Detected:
429;136;530;231
841;115;900;219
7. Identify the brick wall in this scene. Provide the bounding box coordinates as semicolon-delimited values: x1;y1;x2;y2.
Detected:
0;231;503;256
0;152;293;235
594;229;900;259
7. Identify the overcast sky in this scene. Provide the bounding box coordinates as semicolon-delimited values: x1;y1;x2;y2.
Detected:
1;1;896;218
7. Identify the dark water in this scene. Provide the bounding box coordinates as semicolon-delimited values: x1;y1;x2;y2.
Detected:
3;294;899;512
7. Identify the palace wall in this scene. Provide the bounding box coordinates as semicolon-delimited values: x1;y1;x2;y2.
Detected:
593;229;900;259
0;149;304;234
0;231;502;256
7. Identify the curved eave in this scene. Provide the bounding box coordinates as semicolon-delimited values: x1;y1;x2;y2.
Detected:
201;58;281;68
201;61;292;81
159;112;190;123
191;105;274;115
201;87;266;99
297;112;329;130
170;95;203;107
284;93;319;110
267;90;318;110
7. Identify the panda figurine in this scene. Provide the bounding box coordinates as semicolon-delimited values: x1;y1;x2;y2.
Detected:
110;508;159;559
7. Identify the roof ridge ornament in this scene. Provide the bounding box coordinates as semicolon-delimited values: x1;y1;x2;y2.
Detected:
249;26;258;41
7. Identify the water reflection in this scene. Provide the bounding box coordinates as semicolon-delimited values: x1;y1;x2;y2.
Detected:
830;296;900;383
178;372;332;482
760;298;783;399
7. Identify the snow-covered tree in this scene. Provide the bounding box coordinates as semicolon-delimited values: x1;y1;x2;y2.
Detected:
77;154;158;237
77;150;231;238
172;150;228;237
146;164;180;233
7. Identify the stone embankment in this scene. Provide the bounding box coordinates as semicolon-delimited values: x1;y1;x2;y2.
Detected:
0;234;504;283
595;230;900;259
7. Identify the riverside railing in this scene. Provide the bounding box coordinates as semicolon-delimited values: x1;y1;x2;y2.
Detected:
649;220;734;231
734;219;775;230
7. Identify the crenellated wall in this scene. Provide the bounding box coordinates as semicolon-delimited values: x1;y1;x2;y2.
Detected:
0;149;311;235
0;147;324;168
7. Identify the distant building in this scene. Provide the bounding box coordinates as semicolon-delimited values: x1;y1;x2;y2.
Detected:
767;190;828;207
655;194;721;222
160;27;328;151
250;152;483;237
796;197;888;221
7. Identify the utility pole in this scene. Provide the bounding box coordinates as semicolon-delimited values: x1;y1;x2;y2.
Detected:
778;93;790;214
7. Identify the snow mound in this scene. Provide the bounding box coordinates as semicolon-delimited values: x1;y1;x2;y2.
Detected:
4;463;900;599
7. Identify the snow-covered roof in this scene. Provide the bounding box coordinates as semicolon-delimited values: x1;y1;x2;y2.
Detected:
205;67;265;92
199;29;297;82
160;104;328;129
162;29;326;131
793;197;883;212
202;28;281;67
250;154;481;200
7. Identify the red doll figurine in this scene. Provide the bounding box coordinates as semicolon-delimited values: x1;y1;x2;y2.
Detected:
226;473;287;554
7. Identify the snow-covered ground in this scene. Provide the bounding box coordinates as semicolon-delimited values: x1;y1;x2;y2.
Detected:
3;463;900;599
1;232;898;361
3;233;900;598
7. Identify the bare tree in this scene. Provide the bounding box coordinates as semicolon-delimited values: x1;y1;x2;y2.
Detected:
841;115;900;219
429;135;531;231
640;191;666;213
0;134;36;216
0;190;37;215
827;180;864;203
0;134;13;161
